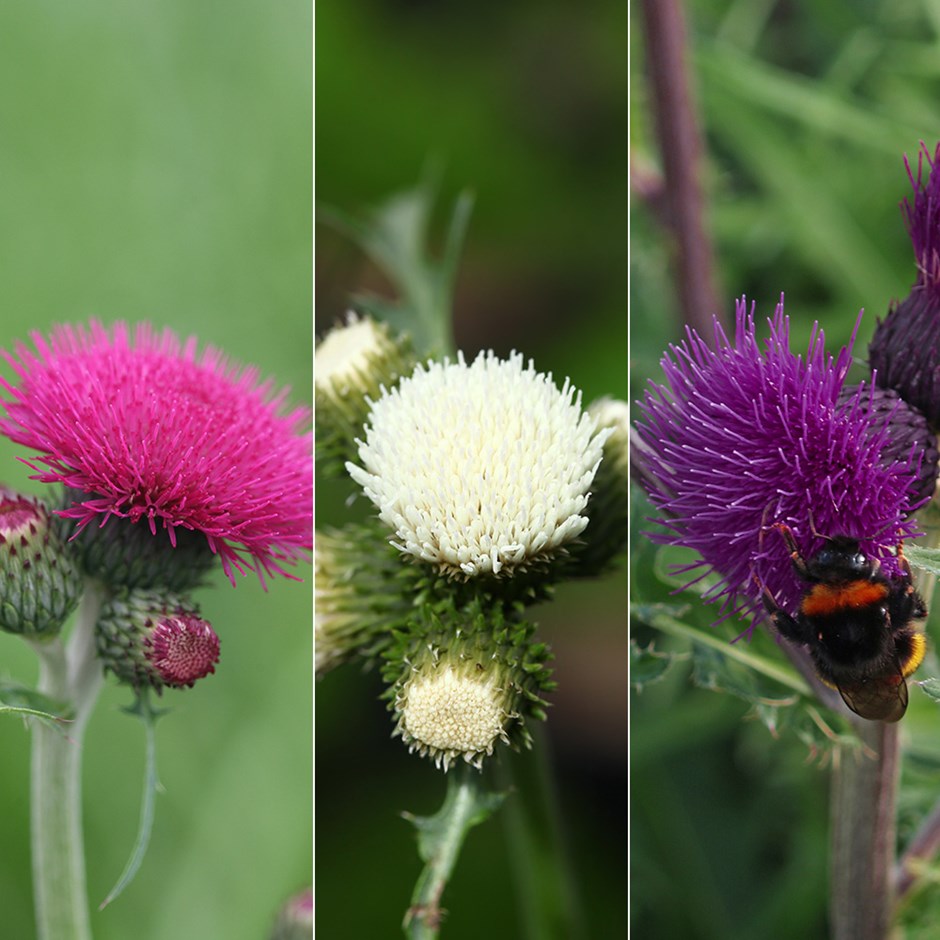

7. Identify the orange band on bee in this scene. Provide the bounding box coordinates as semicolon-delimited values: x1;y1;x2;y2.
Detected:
801;581;889;617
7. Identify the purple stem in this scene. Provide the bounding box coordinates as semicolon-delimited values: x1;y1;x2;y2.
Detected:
639;0;724;337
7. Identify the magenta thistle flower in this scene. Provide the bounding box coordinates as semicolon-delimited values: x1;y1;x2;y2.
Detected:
96;588;220;690
145;614;220;688
634;298;925;634
0;321;312;585
869;141;940;428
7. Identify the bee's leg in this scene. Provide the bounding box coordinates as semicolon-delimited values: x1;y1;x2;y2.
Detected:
773;523;811;580
755;574;810;644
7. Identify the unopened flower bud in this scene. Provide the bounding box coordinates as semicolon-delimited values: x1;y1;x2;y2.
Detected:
316;313;415;474
869;143;940;428
269;888;313;940
567;396;628;575
315;522;416;677
96;588;220;691
386;605;554;771
0;488;82;637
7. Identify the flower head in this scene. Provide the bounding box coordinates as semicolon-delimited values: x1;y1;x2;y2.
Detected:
0;487;82;636
384;600;554;770
346;350;610;579
96;588;220;690
0;321;312;586
269;887;313;940
869;141;940;427
314;521;417;676
634;297;923;633
566;396;629;575
315;313;415;475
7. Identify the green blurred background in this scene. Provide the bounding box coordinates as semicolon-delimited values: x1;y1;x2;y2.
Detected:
0;2;311;939
315;0;626;936
632;1;940;937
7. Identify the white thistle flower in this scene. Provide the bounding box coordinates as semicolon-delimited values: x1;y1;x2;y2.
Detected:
395;652;515;771
315;313;414;472
315;313;394;398
346;350;611;578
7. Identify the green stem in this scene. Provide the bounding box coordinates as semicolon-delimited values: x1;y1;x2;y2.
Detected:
829;720;899;940
30;582;106;940
404;764;505;939
494;726;584;940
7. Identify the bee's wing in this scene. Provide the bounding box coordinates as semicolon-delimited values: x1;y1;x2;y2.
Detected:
838;672;908;723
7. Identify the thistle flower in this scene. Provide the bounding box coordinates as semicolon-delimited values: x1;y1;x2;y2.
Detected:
314;521;418;676
870;141;940;428
269;888;313;940
0;322;312;586
567;396;629;575
0;488;82;636
384;601;554;770
346;350;610;579
96;588;220;690
634;297;923;633
315;313;414;475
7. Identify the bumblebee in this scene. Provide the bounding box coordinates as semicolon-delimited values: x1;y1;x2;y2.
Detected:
760;524;927;722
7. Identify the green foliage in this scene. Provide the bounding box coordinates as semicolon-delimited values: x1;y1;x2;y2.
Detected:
0;682;71;727
630;637;683;690
319;178;473;359
403;766;507;937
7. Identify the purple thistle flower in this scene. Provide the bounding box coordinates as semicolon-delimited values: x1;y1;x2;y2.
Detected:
634;297;924;634
869;141;940;427
0;321;312;586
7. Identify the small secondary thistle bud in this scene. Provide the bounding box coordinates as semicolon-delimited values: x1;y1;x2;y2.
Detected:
0;488;82;637
315;521;422;677
269;888;313;940
96;588;220;691
58;488;219;593
385;604;554;771
567;397;628;576
315;313;415;474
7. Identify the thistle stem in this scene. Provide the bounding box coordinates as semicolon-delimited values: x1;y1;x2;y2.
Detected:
404;764;498;939
829;721;899;940
29;582;106;940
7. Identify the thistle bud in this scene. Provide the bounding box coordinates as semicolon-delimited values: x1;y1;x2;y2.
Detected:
869;142;940;429
567;396;628;575
315;522;416;677
0;488;82;637
385;604;554;771
269;888;313;940
96;588;220;691
315;313;415;474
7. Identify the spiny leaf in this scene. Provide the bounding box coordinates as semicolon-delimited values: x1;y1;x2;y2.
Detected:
630;638;683;690
0;682;71;729
99;688;164;909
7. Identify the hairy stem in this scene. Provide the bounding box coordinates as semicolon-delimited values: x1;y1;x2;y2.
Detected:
30;582;105;940
829;721;899;940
